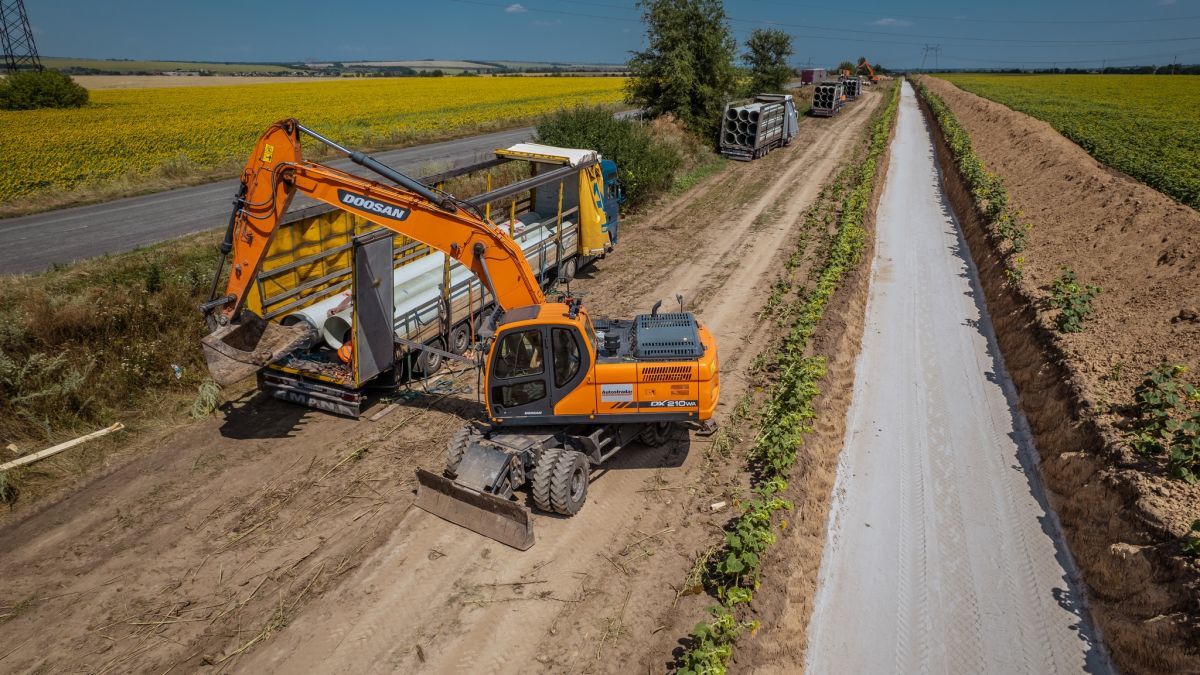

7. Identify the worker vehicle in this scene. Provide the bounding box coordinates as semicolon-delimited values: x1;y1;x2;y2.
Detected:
200;119;720;550
216;140;624;417
857;58;880;84
719;94;799;161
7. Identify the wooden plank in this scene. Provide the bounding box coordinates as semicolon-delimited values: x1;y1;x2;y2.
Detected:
0;423;124;472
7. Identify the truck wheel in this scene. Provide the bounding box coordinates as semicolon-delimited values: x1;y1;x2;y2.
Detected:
561;256;578;281
445;425;473;475
639;421;674;447
416;338;444;375
449;323;471;355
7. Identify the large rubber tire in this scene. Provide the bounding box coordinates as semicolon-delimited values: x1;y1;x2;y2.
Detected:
639;421;674;447
531;448;589;516
445;425;473;475
415;338;445;375
449;323;471;355
530;448;562;512
550;450;589;515
560;256;578;281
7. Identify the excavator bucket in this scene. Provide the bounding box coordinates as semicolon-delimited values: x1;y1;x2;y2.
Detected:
201;312;313;386
415;468;535;551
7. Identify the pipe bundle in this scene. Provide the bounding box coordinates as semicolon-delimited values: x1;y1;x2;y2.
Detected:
283;213;574;350
722;101;785;151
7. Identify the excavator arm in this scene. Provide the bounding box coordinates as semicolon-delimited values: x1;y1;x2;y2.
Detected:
201;119;545;385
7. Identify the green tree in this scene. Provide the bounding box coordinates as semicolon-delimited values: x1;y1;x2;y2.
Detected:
0;70;89;110
743;28;794;93
837;60;855;74
626;0;738;135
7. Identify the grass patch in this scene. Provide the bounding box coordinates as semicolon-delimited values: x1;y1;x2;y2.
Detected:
672;156;727;194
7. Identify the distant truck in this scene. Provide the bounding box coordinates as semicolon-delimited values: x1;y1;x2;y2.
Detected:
719;94;800;161
811;82;845;117
800;68;827;85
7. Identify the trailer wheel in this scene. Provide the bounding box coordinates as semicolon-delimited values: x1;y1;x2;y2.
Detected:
561;256;578;281
639;421;674;447
449;323;472;355
416;338;444;375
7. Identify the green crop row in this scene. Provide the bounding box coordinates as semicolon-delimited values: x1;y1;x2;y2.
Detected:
676;81;900;675
938;74;1200;210
913;80;1030;282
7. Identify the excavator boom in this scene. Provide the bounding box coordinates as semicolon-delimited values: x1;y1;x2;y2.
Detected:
201;119;545;385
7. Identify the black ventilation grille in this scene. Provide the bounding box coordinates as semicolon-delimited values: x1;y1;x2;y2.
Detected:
633;312;704;359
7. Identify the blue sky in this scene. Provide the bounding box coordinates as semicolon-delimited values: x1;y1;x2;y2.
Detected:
27;0;1200;70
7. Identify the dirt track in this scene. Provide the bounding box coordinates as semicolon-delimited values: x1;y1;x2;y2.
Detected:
0;93;881;672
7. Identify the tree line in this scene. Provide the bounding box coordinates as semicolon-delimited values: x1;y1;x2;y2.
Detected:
625;0;873;138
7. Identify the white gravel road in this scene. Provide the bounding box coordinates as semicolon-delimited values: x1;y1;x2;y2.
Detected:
804;81;1112;674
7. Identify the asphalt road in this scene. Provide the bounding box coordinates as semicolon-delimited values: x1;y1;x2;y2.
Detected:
0;126;540;274
805;82;1112;673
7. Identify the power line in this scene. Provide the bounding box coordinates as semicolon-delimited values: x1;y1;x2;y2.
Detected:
444;0;1200;48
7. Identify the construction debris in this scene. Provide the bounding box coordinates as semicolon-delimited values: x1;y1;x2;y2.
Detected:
0;423;125;473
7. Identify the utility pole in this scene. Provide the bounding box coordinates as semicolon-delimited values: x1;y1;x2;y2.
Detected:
0;0;41;73
921;44;942;71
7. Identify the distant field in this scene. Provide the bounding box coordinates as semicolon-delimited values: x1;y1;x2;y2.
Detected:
938;74;1200;209
43;56;299;74
0;77;625;204
74;75;341;89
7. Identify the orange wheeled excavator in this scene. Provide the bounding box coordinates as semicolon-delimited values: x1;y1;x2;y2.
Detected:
200;119;719;549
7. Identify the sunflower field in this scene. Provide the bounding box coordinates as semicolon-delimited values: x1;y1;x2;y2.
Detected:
937;74;1200;210
0;77;625;203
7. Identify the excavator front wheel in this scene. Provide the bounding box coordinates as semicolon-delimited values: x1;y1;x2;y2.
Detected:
532;448;589;515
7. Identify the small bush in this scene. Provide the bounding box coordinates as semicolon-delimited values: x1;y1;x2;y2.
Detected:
535;106;681;209
1049;267;1101;333
1127;363;1200;482
0;70;88;110
1184;520;1200;557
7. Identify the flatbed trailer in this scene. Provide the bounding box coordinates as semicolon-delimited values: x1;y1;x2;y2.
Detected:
811;81;845;117
244;144;624;416
719;93;800;161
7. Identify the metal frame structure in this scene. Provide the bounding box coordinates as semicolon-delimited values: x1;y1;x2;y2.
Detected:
1;0;42;73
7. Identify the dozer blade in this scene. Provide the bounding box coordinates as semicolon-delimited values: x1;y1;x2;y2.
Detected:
201;312;313;386
414;468;535;551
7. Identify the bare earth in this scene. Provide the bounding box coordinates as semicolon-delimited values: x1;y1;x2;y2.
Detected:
0;94;882;672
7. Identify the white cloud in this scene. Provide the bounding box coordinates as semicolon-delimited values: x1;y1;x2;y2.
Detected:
873;18;913;27
505;3;527;12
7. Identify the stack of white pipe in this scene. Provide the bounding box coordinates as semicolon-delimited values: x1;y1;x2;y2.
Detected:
282;213;573;350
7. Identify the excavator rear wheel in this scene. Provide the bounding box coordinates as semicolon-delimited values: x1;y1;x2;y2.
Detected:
639;421;675;447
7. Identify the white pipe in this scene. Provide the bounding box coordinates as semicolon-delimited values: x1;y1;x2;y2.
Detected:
283;213;575;351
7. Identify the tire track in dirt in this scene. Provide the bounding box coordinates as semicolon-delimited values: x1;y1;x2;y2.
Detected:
239;97;882;674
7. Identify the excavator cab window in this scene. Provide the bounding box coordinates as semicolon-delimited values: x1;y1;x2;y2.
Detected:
492;329;547;409
494;330;544;379
552;328;581;387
